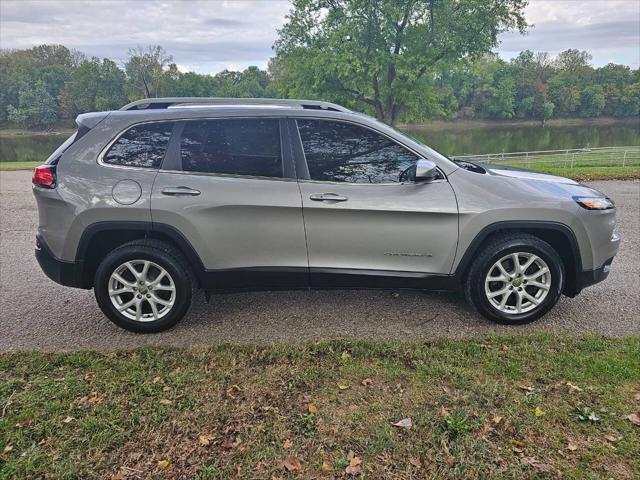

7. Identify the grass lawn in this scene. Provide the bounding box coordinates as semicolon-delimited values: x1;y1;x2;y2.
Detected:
0;161;40;171
529;166;640;182
1;334;638;479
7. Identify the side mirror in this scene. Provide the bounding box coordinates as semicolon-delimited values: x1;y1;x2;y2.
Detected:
415;159;438;182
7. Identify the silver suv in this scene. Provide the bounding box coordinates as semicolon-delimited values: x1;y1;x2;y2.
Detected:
33;98;620;332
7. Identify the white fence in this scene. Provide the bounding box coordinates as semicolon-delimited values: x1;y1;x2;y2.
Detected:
451;146;640;170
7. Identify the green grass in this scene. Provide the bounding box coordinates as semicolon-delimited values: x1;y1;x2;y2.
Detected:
0;128;75;137
1;335;639;479
457;146;640;180
0;161;40;171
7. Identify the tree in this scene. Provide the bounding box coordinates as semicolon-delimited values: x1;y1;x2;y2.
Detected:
554;49;592;74
579;85;605;117
124;45;173;99
59;57;127;115
7;80;57;129
273;0;528;125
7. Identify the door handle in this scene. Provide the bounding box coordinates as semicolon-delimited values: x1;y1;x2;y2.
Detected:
161;186;201;196
309;193;348;202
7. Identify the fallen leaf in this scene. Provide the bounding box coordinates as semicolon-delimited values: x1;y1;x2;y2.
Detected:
409;457;421;468
63;416;74;424
3;445;13;454
439;406;450;417
308;403;318;414
445;455;456;466
567;442;578;451
604;433;623;442
521;457;552;473
492;415;503;425
152;376;161;384
501;344;510;351
337;384;350;390
345;456;362;475
84;372;94;382
157;460;171;470
283;439;293;449
511;439;525;452
625;413;640;426
392;418;413;429
162;386;172;392
565;381;582;392
198;434;213;446
534;406;546;417
634;392;640;402
517;384;534;392
361;378;372;386
282;456;302;472
226;384;242;398
321;461;332;472
159;399;173;405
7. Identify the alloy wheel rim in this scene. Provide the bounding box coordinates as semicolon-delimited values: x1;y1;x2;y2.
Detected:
108;260;176;322
484;252;551;315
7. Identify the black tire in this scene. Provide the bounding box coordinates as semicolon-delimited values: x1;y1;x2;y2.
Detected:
464;233;564;325
94;239;195;333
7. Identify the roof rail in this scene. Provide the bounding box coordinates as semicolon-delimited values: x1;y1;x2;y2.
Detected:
119;97;351;113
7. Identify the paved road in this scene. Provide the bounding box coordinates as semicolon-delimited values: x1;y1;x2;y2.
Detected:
1;170;638;352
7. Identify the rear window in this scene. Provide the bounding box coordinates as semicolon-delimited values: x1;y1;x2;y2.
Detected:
103;122;174;168
180;119;282;177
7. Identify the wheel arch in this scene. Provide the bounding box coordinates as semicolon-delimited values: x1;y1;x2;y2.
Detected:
454;221;583;297
76;221;205;288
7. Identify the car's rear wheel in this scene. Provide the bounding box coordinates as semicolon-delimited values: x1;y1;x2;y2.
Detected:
464;233;564;324
94;240;194;333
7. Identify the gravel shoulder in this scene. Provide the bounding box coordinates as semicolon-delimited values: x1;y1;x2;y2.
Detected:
0;170;638;352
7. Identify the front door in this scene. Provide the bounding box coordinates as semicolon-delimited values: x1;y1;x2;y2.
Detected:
293;118;459;287
151;117;308;289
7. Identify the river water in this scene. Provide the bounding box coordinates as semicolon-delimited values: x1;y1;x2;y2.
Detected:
1;122;638;163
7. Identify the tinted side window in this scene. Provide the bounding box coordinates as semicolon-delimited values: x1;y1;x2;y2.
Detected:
180;119;282;177
297;119;419;183
104;122;173;168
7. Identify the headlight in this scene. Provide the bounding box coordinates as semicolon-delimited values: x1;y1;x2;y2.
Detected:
573;196;615;210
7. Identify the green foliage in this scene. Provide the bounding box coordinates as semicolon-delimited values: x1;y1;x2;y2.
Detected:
272;0;528;125
7;80;57;129
579;85;606;117
0;39;637;130
59;58;127;116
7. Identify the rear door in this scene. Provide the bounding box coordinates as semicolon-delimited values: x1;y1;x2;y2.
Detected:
292;118;459;287
151;117;308;289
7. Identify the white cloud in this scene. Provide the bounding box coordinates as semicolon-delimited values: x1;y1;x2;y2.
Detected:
497;0;640;67
1;0;638;71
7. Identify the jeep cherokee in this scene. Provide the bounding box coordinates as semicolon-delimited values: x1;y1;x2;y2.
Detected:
32;97;620;332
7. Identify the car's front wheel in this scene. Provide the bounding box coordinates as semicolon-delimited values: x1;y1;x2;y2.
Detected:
464;233;564;324
94;240;195;333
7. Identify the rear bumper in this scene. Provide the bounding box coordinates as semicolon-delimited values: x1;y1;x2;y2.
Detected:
35;233;88;289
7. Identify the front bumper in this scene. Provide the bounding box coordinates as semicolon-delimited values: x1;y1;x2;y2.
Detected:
574;257;614;294
35;233;87;288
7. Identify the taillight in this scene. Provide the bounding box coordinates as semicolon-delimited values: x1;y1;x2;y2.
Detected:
32;165;56;188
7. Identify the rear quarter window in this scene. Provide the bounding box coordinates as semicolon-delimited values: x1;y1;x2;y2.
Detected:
45;132;77;165
103;122;174;168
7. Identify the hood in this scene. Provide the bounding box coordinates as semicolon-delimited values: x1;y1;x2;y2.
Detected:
485;165;579;185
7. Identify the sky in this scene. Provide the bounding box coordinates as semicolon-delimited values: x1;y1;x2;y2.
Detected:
1;0;638;73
